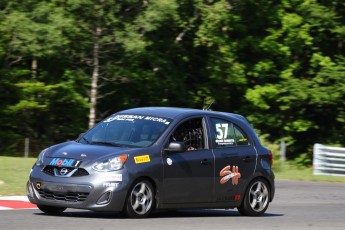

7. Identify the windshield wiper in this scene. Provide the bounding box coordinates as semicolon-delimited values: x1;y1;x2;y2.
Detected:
90;141;123;147
81;136;90;144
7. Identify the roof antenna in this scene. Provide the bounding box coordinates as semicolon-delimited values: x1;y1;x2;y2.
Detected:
203;98;215;111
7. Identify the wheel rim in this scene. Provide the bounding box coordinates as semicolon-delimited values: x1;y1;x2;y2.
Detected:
130;182;153;215
249;181;269;212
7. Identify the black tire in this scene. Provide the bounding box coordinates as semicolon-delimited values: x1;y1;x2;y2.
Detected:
37;205;66;215
124;179;154;218
237;178;270;216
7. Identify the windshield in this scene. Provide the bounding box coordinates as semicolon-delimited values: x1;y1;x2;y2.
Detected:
81;114;172;147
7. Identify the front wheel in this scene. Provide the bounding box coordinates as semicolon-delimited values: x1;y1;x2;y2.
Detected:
237;178;270;216
37;205;66;215
123;179;154;218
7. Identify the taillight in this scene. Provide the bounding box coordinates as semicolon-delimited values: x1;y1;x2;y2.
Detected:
269;150;273;166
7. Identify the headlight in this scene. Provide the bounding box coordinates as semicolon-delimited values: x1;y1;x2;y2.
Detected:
92;155;128;172
36;148;49;166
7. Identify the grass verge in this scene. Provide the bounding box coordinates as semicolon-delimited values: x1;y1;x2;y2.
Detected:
0;156;36;196
274;162;345;182
0;156;345;196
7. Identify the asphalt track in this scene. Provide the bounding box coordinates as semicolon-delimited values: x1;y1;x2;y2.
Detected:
1;180;345;230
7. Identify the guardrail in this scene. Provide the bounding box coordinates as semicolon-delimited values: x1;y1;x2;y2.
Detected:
313;143;345;177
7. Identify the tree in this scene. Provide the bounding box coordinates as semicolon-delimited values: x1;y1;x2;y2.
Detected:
0;0;89;155
61;0;183;126
0;0;344;160
243;0;345;158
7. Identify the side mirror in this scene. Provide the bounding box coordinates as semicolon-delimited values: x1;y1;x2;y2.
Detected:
165;141;186;153
76;133;85;141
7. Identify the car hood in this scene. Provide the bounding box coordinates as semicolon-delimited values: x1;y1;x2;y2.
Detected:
45;141;136;163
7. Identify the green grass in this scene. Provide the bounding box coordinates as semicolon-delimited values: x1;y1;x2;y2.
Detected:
0;156;36;196
274;162;345;183
0;156;345;196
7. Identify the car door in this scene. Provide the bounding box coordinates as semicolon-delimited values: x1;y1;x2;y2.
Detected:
209;117;257;202
162;117;215;204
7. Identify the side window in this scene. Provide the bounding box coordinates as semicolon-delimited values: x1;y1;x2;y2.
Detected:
211;118;235;147
210;118;250;148
234;125;249;146
169;118;205;151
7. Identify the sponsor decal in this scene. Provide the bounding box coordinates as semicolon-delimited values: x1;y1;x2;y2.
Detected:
104;114;171;125
103;183;119;188
49;158;80;167
219;165;241;185
216;138;235;144
134;155;151;164
52;185;65;191
215;123;235;146
166;158;173;166
102;174;122;181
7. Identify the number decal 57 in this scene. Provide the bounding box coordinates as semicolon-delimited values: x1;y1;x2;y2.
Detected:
216;123;229;140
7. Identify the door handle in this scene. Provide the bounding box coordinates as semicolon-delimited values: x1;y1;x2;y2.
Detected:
243;156;254;162
201;159;212;165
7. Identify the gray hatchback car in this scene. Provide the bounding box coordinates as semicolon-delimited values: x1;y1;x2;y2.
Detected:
27;107;275;218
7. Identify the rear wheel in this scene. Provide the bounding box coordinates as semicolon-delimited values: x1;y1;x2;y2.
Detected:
238;178;270;216
124;179;154;218
37;205;66;215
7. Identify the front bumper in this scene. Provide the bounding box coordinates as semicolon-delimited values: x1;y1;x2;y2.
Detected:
27;167;130;212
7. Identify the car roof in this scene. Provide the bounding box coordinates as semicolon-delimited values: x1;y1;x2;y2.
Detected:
116;107;261;147
118;107;246;121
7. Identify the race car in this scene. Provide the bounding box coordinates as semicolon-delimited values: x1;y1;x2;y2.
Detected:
27;107;275;218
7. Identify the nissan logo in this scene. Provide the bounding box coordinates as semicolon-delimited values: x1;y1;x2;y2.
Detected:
60;168;69;175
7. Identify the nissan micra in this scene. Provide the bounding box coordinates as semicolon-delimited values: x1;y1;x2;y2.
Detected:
27;107;275;218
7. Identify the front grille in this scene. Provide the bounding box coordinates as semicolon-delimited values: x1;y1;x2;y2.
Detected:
43;166;55;176
43;166;89;177
71;168;89;177
38;190;89;202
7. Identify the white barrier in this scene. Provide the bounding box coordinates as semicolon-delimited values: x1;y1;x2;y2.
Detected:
313;143;345;176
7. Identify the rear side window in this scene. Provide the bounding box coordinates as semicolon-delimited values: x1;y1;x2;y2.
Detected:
210;118;250;148
234;126;249;146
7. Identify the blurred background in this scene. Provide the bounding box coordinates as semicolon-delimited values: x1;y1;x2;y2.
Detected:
0;0;344;175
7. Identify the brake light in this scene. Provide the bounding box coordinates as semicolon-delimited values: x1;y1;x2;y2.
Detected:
269;150;273;166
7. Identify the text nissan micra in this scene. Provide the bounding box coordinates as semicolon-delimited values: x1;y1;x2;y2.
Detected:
27;107;275;218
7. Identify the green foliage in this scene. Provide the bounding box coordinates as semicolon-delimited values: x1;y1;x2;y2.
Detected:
242;0;345;160
2;77;88;153
0;0;344;161
0;2;73;60
292;153;313;169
